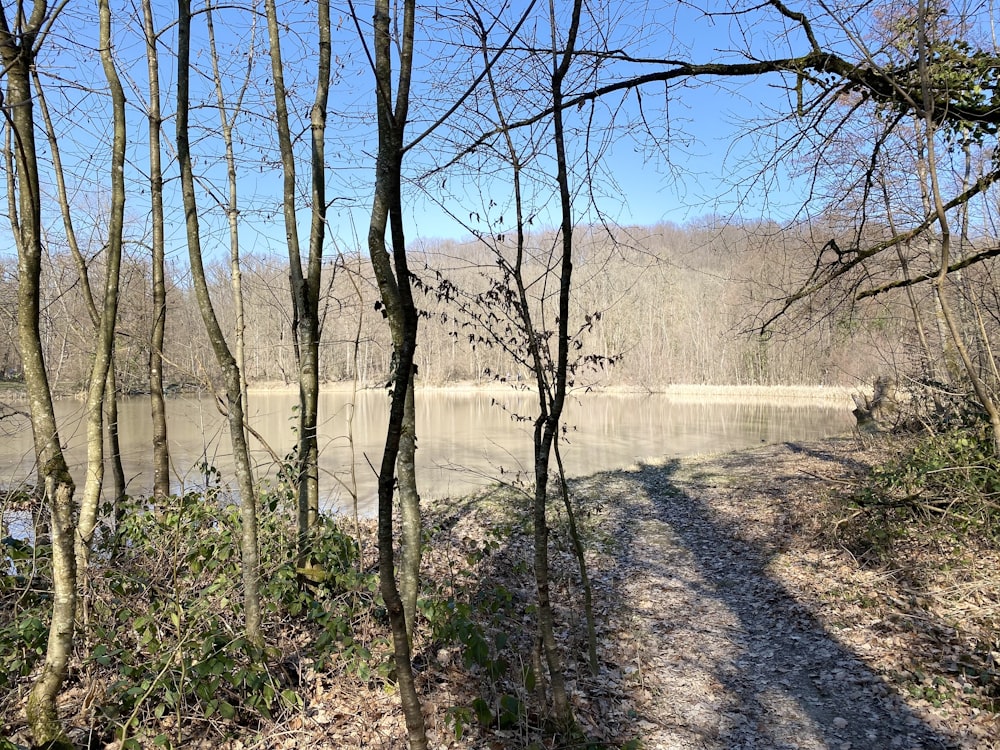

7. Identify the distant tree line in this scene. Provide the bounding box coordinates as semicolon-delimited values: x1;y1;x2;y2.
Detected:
0;218;952;392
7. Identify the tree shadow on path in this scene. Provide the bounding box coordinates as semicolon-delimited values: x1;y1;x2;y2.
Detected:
600;456;958;749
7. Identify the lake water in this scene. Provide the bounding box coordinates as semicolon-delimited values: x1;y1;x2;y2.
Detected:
0;389;854;516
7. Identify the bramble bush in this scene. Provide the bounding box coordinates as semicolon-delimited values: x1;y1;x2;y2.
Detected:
853;423;1000;535
843;383;1000;559
0;472;378;749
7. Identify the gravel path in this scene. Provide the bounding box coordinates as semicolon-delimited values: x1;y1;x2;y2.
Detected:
177;437;999;749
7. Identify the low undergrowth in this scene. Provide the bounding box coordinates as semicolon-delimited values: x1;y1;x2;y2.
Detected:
1;474;635;749
0;477;377;749
844;422;1000;557
420;486;638;749
830;414;1000;717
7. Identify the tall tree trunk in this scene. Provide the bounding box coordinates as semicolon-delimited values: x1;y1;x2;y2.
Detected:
522;0;586;729
366;1;426;746
142;0;170;501
205;0;256;484
35;51;119;541
303;0;330;531
917;0;1000;454
373;8;422;651
345;261;365;553
177;0;263;645
0;4;77;746
477;5;587;708
32;33;126;562
76;0;126;584
263;0;328;560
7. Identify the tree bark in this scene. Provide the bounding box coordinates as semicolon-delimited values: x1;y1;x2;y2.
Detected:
142;0;170;501
366;1;427;746
522;0;586;729
263;0;328;559
916;0;1000;454
105;358;126;527
398;372;420;640
177;0;263;645
476;5;586;710
205;0;257;519
1;3;77;745
75;0;126;584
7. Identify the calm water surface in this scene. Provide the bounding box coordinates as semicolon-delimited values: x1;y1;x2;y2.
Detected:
0;390;854;515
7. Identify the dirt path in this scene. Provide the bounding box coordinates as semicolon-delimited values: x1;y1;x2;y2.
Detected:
565;438;995;749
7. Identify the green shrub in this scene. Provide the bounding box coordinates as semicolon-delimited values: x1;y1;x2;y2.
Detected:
850;424;1000;550
0;531;50;695
0;473;380;748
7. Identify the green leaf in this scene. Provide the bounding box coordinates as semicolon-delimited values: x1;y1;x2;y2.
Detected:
92;644;112;666
472;697;493;726
500;693;522;718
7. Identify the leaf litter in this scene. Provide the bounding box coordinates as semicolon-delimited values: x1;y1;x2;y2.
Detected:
193;436;1000;748
13;436;1000;749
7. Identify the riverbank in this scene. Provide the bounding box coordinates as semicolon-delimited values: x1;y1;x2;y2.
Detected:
252;435;1000;748
245;380;855;403
8;434;992;749
0;378;857;407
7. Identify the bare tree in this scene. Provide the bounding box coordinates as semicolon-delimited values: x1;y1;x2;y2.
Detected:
354;0;427;745
32;49;130;531
141;0;170;500
263;0;329;559
0;2;78;744
514;0;586;727
914;0;1000;450
73;0;126;587
745;0;1000;446
177;0;263;646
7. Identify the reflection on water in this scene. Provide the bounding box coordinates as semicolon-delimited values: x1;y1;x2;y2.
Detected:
0;389;854;516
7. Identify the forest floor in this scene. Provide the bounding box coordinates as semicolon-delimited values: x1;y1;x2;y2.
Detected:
238;435;1000;750
8;435;1000;749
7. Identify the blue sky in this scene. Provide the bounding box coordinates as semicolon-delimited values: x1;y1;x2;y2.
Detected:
383;0;812;241
8;0;829;266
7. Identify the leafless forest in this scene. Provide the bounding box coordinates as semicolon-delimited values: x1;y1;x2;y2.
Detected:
3;217;987;393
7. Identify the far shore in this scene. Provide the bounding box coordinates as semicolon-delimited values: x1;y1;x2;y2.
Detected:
0;379;857;406
247;380;856;404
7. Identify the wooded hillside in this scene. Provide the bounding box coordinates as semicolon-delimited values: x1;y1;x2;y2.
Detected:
0;218;946;391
